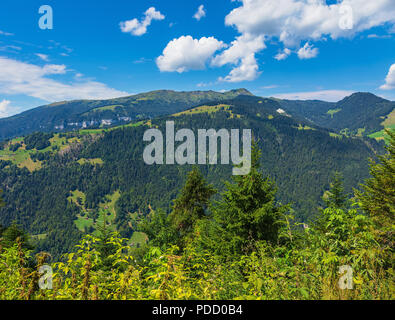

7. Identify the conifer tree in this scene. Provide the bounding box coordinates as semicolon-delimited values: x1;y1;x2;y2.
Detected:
138;208;177;249
169;167;216;239
212;144;289;254
323;171;348;209
95;219;117;271
0;223;32;249
355;129;395;249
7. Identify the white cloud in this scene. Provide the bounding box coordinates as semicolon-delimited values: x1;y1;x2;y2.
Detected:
193;5;206;21
219;53;261;82
0;30;14;36
0;99;13;118
42;64;67;75
212;33;265;66
273;90;354;102
297;42;319;59
35;53;49;61
155;0;395;83
156;36;225;73
261;85;279;89
215;0;395;81
274;48;291;61
0;45;22;52
0;56;129;102
120;7;165;36
212;33;265;82
225;0;395;47
380;63;395;90
367;34;391;39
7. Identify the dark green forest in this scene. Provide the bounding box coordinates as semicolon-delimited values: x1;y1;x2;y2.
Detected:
0;130;393;300
0;95;384;259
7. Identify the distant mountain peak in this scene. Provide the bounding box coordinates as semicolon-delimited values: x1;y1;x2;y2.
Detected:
229;88;253;96
340;92;389;103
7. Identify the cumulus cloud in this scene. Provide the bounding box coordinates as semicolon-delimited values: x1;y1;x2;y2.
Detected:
274;48;291;61
219;53;261;82
193;5;206;21
225;0;395;47
0;99;13;118
212;34;265;66
380;63;395;90
0;56;129;102
211;33;265;82
156;36;225;73
120;7;165;36
156;0;395;82
215;0;395;81
273;90;354;102
297;42;319;59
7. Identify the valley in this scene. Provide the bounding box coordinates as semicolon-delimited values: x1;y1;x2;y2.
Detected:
0;90;388;258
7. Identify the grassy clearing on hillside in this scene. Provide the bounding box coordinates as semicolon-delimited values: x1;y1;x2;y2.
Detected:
356;128;366;137
172;104;243;120
0;141;41;171
79;120;146;136
368;124;395;142
77;158;104;166
68;190;92;232
0;133;81;171
173;104;231;116
368;109;395;142
327;108;341;118
329;132;343;139
129;231;148;248
294;124;316;131
69;190;120;234
94;190;121;234
382;109;395;127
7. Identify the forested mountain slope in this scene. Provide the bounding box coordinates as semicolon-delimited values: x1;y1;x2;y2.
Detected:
278;92;395;137
0;89;252;140
0;95;382;258
1;89;393;142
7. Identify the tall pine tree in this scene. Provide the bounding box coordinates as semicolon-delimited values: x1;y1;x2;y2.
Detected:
212;144;289;255
169;167;216;241
355;129;394;249
323;171;348;209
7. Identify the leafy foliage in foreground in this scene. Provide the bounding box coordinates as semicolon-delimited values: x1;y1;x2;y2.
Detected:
0;136;393;300
0;206;392;300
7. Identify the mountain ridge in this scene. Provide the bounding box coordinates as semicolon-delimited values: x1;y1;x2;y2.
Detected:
0;89;393;142
0;88;253;140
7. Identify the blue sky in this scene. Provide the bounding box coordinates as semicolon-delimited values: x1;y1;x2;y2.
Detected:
0;0;394;117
